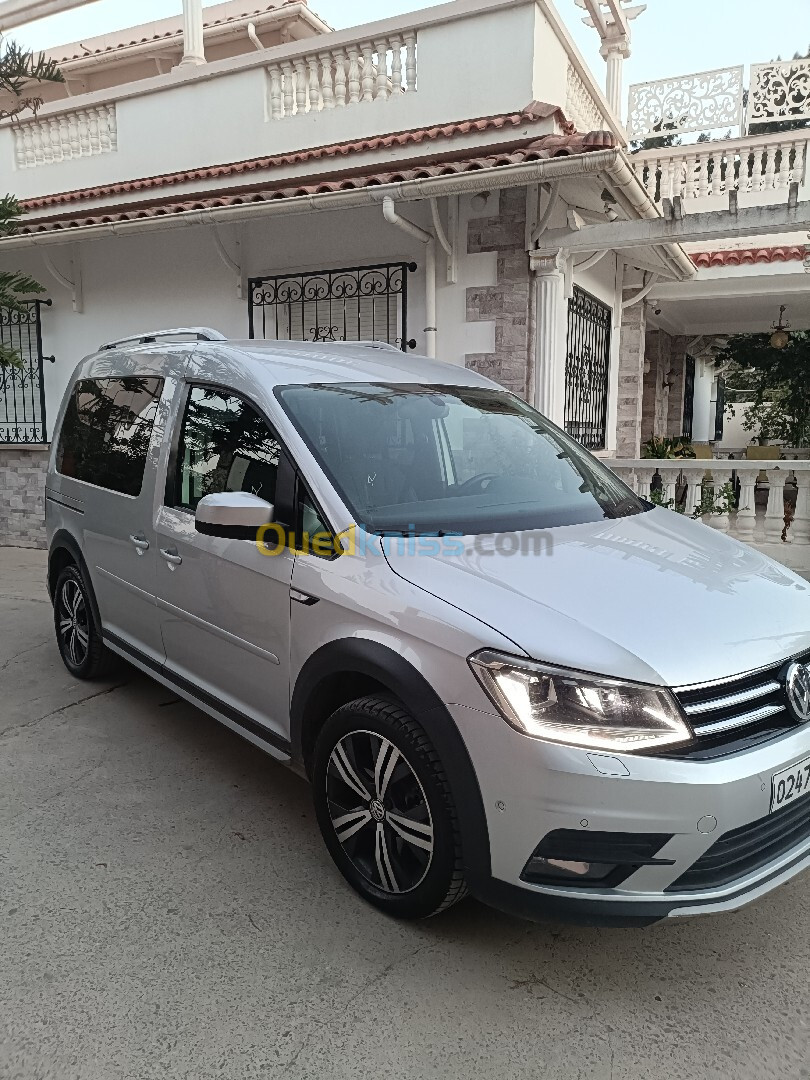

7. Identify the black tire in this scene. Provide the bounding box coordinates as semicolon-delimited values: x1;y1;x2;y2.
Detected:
312;695;467;919
53;564;110;680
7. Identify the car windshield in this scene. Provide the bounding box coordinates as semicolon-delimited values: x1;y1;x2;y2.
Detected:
276;382;647;535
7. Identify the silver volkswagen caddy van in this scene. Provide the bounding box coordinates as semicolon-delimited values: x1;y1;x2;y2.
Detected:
46;328;810;926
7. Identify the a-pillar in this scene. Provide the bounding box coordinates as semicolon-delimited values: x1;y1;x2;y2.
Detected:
614;290;646;458
530;248;568;426
180;0;206;66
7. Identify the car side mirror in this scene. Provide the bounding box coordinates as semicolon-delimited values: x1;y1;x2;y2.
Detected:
195;492;275;540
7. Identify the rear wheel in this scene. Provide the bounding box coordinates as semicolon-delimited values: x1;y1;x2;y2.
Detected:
53;565;109;680
312;695;467;919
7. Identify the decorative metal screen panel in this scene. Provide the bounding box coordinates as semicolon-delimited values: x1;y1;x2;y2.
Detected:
564;287;611;451
627;66;744;139
682;354;696;442
748;59;810;126
248;262;417;350
0;300;49;444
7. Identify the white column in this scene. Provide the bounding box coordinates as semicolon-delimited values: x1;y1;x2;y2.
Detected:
692;360;714;444
180;0;206;67
601;41;628;119
531;249;568;425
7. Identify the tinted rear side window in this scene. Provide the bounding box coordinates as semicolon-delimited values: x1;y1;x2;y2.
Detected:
56;377;164;496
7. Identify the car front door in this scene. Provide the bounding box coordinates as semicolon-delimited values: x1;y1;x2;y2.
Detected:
154;383;294;749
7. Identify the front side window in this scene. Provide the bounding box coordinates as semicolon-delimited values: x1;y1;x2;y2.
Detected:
174;386;281;512
56;377;164;497
276;382;646;535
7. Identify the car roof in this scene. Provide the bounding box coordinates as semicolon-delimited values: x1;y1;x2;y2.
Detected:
79;338;500;392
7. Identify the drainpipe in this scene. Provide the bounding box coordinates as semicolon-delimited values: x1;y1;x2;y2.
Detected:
247;22;264;51
382;195;436;358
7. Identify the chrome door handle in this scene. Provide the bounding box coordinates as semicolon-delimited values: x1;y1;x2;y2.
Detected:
129;533;150;553
160;547;183;566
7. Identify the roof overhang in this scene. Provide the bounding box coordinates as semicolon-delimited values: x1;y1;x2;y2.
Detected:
0;144;696;282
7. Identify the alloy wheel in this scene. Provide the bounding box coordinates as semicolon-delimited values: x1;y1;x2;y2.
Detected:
57;577;90;669
326;729;434;894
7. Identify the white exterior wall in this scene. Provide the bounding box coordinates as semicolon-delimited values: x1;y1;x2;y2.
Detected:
0;1;547;203
9;196;503;440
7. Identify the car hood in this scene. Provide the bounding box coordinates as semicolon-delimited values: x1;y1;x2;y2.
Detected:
381;507;810;688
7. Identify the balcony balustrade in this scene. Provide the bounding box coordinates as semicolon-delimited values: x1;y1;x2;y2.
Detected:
610;459;810;572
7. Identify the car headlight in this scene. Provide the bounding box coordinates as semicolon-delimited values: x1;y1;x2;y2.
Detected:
468;650;691;753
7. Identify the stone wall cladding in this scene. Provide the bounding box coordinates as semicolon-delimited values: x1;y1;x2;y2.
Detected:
465;188;531;398
0;447;48;548
666;336;688;437
641;329;672;444
615;294;646;458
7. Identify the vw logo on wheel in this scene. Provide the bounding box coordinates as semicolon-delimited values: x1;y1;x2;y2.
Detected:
785;662;810;722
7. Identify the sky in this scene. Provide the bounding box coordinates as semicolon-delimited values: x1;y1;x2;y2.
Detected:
7;0;810;98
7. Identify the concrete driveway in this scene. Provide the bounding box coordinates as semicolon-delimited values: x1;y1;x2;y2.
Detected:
1;546;808;1080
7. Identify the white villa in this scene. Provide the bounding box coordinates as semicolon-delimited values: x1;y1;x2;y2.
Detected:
0;0;808;566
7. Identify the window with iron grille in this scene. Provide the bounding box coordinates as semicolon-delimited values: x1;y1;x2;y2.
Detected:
682;354;696;441
564;286;612;451
0;299;49;444
247;262;417;350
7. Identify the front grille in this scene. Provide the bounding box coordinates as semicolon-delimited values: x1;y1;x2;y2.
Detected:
670;654;808;760
666;794;810;892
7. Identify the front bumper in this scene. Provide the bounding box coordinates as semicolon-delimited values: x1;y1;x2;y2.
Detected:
448;703;810;925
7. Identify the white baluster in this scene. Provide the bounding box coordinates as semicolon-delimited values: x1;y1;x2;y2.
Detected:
684;467;703;518
294;57;307;114
404;31;417;92
307;55;321;111
333;48;347;107
708;469;732;532
77;109;90;157
792;139;807;185
763;469;788;543
319;52;335;109
635;468;654;501
347;46;361;104
43;119;57;163
763;144;777;190
98;110;111;154
67;110;80;159
32;121;44;165
663;470;678;508
390;35;403;94
268;63;284;119
734;469;758;543
791;473;810;545
109;105;118;152
88;108;100;155
696;152;709;197
684;152;697;198
14;130;25;169
281;61;294;116
375;39;390;100
710;149;723;195
361;43;375;101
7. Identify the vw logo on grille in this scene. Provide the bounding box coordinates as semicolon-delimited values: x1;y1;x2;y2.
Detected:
785;662;810;722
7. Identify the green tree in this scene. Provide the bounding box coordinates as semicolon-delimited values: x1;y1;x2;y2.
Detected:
0;35;63;366
718;331;810;448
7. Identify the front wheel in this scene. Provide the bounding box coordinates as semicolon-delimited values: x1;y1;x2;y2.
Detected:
312;696;467;919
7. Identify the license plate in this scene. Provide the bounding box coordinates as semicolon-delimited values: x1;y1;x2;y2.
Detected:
770;755;810;813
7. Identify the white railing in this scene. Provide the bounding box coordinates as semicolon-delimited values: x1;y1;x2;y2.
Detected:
627;66;744;141
565;62;609;133
749;59;810;127
627;57;810;140
631;130;808;204
610;459;810;553
14;103;117;169
266;31;417;119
